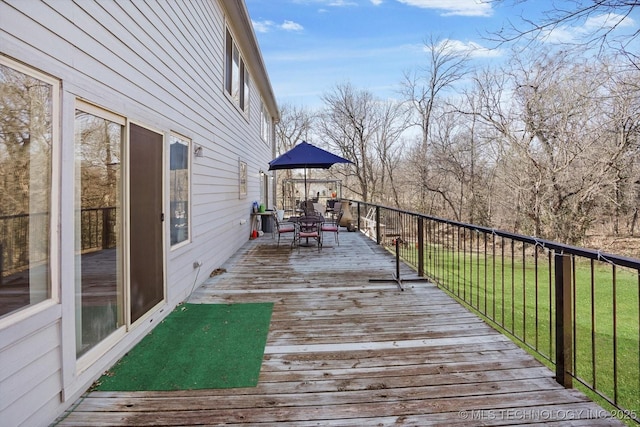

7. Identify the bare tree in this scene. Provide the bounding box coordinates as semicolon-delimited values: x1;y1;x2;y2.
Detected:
489;1;640;65
273;103;314;207
274;102;314;155
400;36;471;145
593;61;640;236
317;82;409;204
427;95;494;225
368;99;412;206
399;35;471;212
465;48;640;244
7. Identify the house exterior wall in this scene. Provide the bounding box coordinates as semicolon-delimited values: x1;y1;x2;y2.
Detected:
0;1;278;425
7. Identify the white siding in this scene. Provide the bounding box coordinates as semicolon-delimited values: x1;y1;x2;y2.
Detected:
0;0;277;425
0;321;62;426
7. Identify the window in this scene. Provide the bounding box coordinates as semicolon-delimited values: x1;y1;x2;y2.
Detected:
225;28;250;113
0;58;57;318
169;134;190;247
74;102;125;357
239;160;247;198
260;102;271;143
242;67;250;111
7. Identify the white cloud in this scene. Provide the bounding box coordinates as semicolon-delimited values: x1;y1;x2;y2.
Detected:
252;20;274;33
584;13;636;31
430;39;502;58
293;0;359;7
396;0;493;17
253;19;304;33
326;0;358;5
281;20;304;31
539;26;576;44
370;0;384;5
538;13;637;45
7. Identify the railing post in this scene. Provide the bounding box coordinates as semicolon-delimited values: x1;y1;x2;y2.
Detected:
356;202;361;231
102;208;110;249
554;252;573;388
375;205;381;245
417;218;424;277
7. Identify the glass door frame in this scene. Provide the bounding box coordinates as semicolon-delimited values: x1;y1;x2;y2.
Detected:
74;100;128;370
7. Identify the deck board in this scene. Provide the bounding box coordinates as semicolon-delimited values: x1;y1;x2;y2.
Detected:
56;230;623;426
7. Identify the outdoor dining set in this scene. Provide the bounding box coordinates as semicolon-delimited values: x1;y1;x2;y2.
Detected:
271;202;344;250
265;140;353;251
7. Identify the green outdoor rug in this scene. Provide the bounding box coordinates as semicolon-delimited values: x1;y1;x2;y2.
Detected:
96;302;273;391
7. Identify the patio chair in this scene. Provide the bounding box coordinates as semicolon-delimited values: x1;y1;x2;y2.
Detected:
303;200;316;215
313;202;326;216
322;211;343;246
333;202;342;212
295;213;323;251
272;212;295;247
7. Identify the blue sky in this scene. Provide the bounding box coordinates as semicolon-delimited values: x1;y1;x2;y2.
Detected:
245;0;639;109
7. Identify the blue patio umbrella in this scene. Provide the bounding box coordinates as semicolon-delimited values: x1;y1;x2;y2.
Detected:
268;141;352;201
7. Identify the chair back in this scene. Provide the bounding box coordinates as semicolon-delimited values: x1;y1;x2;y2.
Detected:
303;200;315;215
273;211;295;231
272;210;281;227
313;202;326;215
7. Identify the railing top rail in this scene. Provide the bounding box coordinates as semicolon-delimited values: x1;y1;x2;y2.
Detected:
347;199;640;270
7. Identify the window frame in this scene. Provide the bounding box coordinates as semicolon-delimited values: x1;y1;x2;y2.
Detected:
238;159;248;199
0;56;60;324
224;26;250;116
73;100;127;364
260;101;271;144
169;132;191;249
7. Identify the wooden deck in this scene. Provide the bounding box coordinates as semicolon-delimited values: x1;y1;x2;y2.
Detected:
56;230;623;426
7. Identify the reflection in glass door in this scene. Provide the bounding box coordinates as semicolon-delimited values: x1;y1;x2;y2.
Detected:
0;59;55;318
74;105;124;358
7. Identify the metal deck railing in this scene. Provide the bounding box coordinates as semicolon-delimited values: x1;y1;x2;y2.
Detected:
350;200;639;424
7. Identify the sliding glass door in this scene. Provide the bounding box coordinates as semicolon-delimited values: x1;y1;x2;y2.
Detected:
74;104;124;358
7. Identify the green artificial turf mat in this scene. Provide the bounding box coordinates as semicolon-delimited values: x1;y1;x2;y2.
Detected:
96;302;273;391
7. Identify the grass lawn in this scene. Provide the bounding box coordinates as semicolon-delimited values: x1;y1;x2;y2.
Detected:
397;241;639;422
